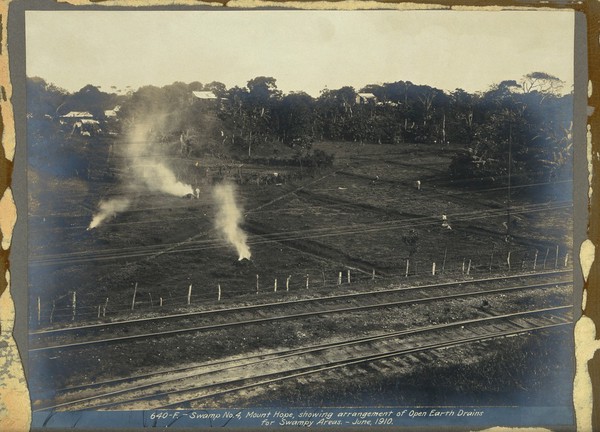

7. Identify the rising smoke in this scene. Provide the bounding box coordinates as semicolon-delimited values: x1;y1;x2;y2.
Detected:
87;112;251;262
213;184;251;260
88;116;193;229
88;198;131;230
136;162;193;196
125;121;193;197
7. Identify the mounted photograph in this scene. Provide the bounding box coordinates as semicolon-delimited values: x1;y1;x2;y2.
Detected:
23;8;576;429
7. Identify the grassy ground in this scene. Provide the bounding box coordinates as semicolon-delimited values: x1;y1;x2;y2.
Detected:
219;328;573;408
28;140;572;323
27;135;574;409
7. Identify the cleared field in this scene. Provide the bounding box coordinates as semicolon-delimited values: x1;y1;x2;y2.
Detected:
27;138;573;409
28;141;572;321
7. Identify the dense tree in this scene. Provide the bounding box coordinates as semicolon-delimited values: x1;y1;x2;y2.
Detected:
447;89;476;144
275;92;316;145
27;77;68;119
62;84;120;118
188;81;204;91
118;85;165;120
247;76;282;104
216;78;284;156
521;72;564;96
204;81;227;98
28;72;573;184
449;76;572;183
315;86;357;141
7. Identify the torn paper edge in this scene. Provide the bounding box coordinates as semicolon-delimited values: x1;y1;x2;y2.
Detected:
0;2;592;432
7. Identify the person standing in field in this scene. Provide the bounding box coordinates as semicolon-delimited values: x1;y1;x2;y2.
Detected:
442;213;452;230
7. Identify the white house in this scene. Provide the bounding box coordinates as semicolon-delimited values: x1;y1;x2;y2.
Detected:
59;111;95;127
192;91;218;100
356;93;377;104
104;105;121;118
60;111;94;120
71;119;101;136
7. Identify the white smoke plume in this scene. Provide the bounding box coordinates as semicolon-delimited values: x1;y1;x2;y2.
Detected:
88;115;193;229
213;184;251;260
137;162;193;196
88;198;131;230
126;121;193;197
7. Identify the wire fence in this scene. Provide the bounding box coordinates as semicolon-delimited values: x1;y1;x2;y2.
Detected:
29;242;572;329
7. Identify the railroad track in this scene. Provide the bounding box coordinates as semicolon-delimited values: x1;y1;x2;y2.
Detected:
33;305;572;411
30;270;571;352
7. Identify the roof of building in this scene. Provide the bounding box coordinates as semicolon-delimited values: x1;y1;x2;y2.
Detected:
78;119;100;125
192;91;218;100
357;93;377;99
61;111;94;118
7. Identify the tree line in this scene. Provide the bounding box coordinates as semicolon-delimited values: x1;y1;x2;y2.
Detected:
27;71;573;183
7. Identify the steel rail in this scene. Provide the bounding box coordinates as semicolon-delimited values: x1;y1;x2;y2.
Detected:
30;278;572;353
36;305;571;411
30;269;571;337
157;317;572;409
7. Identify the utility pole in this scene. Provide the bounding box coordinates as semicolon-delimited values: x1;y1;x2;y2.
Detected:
442;112;446;145
506;122;512;240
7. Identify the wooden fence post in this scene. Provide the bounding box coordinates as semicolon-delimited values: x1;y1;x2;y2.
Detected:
405;259;409;277
306;274;309;289
507;251;511;272
37;297;41;325
97;305;101;318
187;284;192;305
564;253;569;268
50;300;55;324
103;298;109;317
467;259;471;275
432;262;436;276
462;259;465;274
286;275;291;291
489;250;494;273
347;270;351;284
533;250;538;270
274;279;278;293
131;283;137;311
555;245;559;268
218;284;221;301
338;271;342;285
372;269;375;280
256;274;259;294
72;291;77;321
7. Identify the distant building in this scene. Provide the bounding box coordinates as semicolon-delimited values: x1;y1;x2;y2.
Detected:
57;111;102;136
104;105;121;118
60;111;94;122
71;119;101;137
356;93;377;104
377;100;399;107
59;111;95;128
192;91;218;101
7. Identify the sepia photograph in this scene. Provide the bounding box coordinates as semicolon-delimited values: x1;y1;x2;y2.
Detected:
21;7;577;429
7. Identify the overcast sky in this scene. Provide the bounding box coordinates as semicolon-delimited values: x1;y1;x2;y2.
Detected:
26;10;574;96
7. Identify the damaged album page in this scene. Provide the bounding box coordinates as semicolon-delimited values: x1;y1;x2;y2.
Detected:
22;8;578;430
